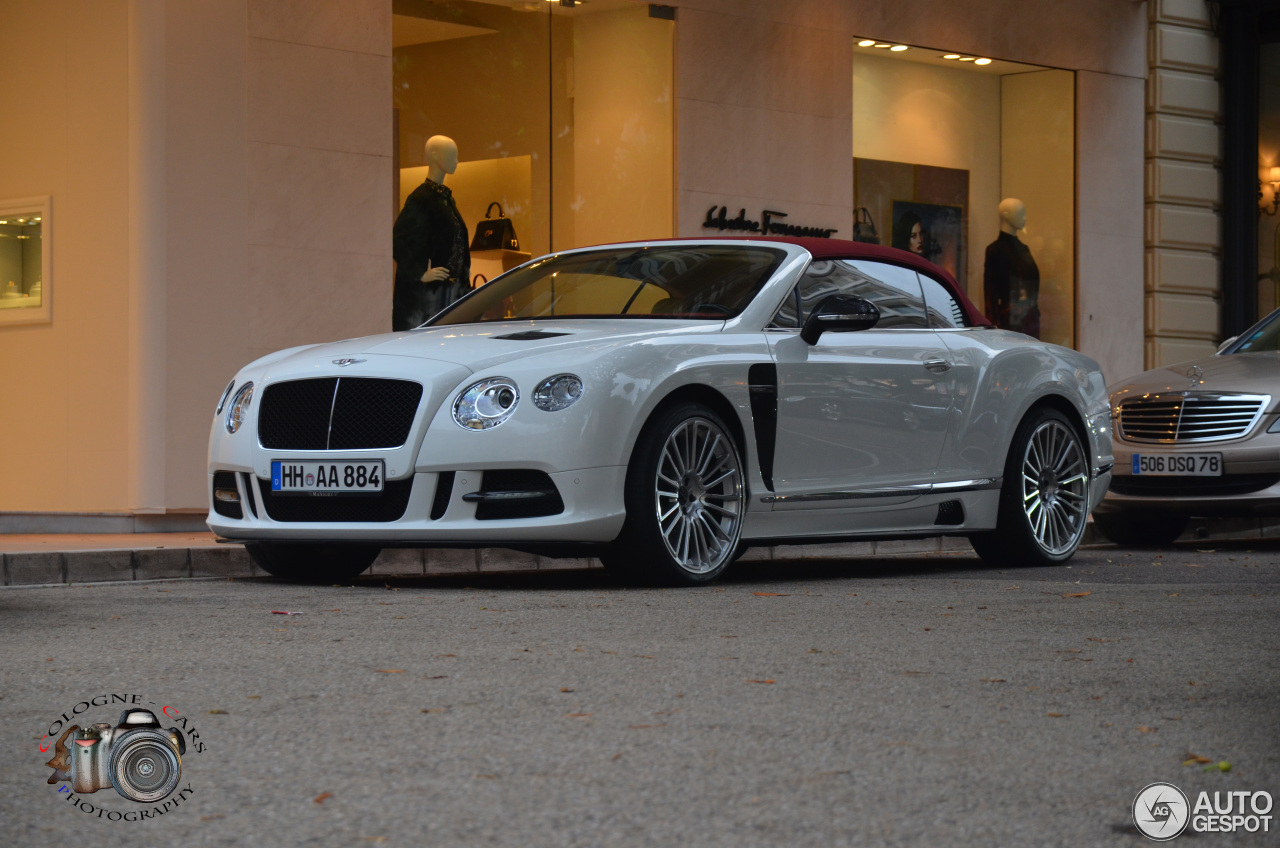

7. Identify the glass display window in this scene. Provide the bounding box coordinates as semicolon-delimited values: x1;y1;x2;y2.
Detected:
1258;41;1280;318
0;196;50;326
852;41;1075;348
392;0;673;293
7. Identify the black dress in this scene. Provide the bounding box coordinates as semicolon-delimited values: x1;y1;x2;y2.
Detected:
983;231;1040;338
392;180;471;331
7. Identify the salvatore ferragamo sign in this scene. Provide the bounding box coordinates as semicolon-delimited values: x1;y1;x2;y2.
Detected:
703;205;838;239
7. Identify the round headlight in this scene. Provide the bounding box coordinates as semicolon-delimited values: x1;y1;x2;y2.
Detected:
532;374;583;412
453;377;519;430
215;379;236;415
225;382;255;434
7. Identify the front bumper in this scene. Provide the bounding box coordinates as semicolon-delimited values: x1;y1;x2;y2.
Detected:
207;465;628;543
1098;440;1280;516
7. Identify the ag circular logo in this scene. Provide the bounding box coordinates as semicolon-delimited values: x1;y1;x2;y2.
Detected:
1133;782;1190;841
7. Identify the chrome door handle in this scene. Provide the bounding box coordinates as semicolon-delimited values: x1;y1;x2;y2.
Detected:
924;359;952;373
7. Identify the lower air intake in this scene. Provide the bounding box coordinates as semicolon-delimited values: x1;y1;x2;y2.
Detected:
934;500;965;526
258;478;414;522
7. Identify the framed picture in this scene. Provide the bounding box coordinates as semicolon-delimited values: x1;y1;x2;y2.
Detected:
891;200;964;285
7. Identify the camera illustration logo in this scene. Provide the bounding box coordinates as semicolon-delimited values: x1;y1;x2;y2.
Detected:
1133;782;1190;841
41;695;205;822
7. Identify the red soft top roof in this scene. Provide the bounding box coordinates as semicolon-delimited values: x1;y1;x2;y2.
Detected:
729;236;991;327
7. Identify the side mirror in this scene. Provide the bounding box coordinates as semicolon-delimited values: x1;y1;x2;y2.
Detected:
800;294;880;345
1216;335;1237;353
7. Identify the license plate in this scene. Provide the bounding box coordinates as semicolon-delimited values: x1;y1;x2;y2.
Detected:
1131;454;1222;476
271;460;384;493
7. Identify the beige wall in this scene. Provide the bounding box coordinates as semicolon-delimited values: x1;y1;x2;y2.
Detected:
0;0;132;512
852;53;1001;295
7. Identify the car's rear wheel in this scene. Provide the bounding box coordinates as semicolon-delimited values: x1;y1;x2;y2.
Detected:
969;407;1090;567
603;402;745;585
246;542;380;584
1092;511;1188;546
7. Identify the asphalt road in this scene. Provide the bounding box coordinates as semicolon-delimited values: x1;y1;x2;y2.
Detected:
3;542;1278;847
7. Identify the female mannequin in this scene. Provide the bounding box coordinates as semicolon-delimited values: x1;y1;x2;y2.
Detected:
392;135;471;330
982;198;1040;337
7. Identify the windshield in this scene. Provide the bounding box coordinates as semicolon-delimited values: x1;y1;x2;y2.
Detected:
429;245;786;325
1224;307;1280;354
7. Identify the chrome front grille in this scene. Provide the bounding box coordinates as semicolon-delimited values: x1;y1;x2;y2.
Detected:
1117;393;1269;444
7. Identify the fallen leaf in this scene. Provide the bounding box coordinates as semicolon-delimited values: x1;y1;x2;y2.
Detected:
1062;591;1091;598
327;609;340;612
1216;761;1231;772
374;669;405;674
612;752;622;760
1183;754;1212;765
1004;586;1021;591
559;687;574;693
314;792;333;804
566;713;593;718
980;678;1006;683
420;708;445;714
752;592;789;597
247;695;261;699
270;610;303;615
1138;726;1156;733
1046;712;1065;718
746;679;775;684
923;627;932;631
1185;564;1203;568
208;709;229;715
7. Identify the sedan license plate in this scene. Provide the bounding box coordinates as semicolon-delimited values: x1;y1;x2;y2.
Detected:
271;460;384;493
1131;454;1222;476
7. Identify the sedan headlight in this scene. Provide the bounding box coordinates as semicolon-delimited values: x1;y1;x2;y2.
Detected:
225;383;254;434
215;379;236;415
532;374;583;412
453;377;519;430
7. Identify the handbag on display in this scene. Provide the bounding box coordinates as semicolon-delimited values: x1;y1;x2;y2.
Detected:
852;206;880;245
469;202;520;252
471;273;488;290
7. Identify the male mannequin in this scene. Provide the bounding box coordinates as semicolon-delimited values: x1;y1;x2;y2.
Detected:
982;198;1040;337
392;135;471;330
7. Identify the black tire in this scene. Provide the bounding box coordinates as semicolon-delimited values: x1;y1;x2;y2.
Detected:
602;402;746;586
246;542;380;584
969;407;1090;567
1092;511;1188;546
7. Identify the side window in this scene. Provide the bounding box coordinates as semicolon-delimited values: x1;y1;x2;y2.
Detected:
918;273;969;329
797;259;926;329
767;287;800;328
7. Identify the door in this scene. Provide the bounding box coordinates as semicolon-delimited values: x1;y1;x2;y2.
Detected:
770;259;954;498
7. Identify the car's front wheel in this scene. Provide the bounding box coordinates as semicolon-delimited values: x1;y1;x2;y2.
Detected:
603;402;745;585
969;407;1090;567
1092;511;1188;546
245;542;381;584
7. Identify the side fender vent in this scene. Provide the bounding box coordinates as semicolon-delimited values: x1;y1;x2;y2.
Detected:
935;500;965;526
747;363;778;492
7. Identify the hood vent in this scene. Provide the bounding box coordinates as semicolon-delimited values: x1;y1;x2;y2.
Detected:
492;330;570;341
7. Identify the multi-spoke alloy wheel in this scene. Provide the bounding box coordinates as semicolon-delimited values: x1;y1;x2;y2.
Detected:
654;417;744;575
969;407;1090;567
1020;419;1089;555
605;403;745;585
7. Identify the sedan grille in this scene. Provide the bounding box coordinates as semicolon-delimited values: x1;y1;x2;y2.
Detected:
1117;393;1269;444
258;378;423;450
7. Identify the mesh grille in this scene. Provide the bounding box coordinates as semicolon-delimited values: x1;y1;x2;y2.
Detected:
257;377;422;450
258;478;414;522
212;471;243;519
1118;394;1267;443
934;500;965;526
258;378;337;450
1109;474;1280;498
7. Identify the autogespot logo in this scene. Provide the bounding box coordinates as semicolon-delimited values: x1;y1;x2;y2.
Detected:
40;693;207;823
1133;783;1190;841
1133;782;1274;840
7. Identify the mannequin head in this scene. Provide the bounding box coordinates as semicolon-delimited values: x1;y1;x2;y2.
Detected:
425;135;459;184
998;197;1026;235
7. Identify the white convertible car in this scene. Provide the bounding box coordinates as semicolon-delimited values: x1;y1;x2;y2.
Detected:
208;237;1113;584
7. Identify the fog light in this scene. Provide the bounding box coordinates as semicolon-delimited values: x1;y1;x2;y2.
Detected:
214;488;240;503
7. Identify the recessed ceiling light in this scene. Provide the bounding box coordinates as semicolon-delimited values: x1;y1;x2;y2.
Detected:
942;54;961;60
958;57;976;62
974;57;992;65
32;217;40;222
890;45;908;52
0;221;7;225
874;43;891;48
857;39;876;47
16;218;25;223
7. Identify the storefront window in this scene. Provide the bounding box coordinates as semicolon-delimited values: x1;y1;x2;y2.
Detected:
0;197;49;326
852;42;1075;348
1258;41;1280;318
392;0;673;294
